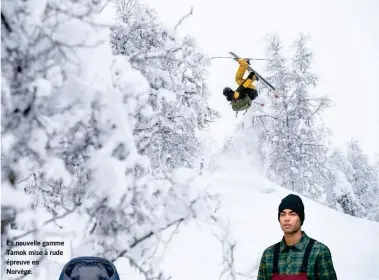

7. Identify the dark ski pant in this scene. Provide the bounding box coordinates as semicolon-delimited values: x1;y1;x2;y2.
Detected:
224;88;257;102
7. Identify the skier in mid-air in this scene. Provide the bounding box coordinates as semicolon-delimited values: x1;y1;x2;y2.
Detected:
222;58;259;112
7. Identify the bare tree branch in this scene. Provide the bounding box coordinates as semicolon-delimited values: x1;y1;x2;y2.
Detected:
111;216;185;262
174;7;194;30
1;12;12;32
9;205;78;242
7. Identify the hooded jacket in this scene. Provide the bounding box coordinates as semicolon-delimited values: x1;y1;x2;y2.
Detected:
59;256;120;280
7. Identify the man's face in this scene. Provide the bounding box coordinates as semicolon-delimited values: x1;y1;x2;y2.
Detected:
279;209;301;234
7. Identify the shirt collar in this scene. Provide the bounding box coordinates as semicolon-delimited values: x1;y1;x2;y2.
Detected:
280;231;309;252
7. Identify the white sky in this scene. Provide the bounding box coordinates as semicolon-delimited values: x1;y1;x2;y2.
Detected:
142;0;379;156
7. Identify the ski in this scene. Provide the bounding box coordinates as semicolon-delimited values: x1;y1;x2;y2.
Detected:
229;51;276;92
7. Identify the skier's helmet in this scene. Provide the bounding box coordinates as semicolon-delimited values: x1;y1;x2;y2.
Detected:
223;87;233;96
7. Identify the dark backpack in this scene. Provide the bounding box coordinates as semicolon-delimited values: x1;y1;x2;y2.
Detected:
231;95;251;111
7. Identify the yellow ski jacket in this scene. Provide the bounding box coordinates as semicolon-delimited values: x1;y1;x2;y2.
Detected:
233;59;257;99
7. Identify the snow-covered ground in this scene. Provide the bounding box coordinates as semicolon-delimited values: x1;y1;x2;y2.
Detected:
4;152;379;280
115;157;379;280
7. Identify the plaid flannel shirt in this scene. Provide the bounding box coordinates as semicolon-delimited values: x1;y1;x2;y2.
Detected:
257;232;337;280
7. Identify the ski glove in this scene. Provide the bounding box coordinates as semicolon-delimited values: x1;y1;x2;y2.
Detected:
248;72;259;81
247;72;255;79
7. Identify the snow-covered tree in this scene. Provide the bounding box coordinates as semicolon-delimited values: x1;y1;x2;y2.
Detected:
247;35;292;171
346;139;379;221
323;144;379;220
1;1;215;278
324;149;365;216
249;34;331;200
110;0;218;177
333;170;362;216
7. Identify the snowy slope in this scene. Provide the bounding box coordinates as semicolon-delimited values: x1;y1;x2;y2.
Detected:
115;157;379;280
7;145;379;280
7;150;379;280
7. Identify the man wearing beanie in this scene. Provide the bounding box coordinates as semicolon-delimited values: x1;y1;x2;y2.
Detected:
256;194;337;280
